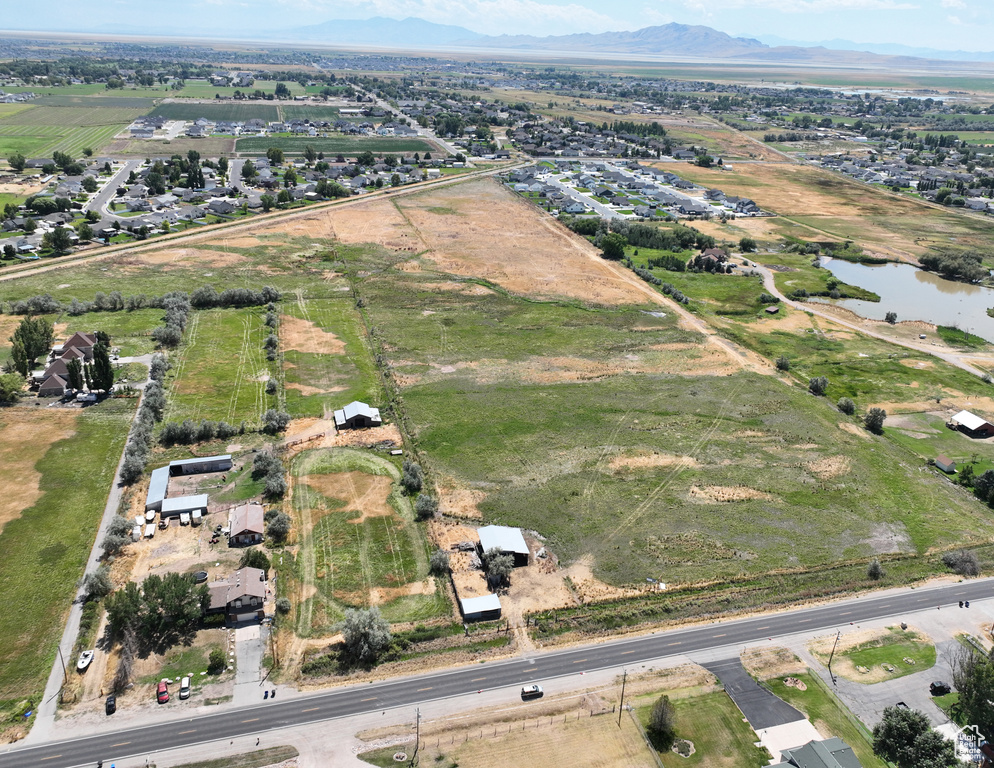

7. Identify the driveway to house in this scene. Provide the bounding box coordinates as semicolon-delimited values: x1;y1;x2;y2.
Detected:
231;624;266;706
702;658;805;730
85;158;143;216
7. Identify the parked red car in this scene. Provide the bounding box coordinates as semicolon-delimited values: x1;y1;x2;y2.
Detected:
156;680;169;704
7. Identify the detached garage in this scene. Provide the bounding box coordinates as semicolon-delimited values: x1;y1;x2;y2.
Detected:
459;594;502;622
161;494;209;519
477;525;530;567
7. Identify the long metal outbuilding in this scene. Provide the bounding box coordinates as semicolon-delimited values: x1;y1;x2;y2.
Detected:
144;466;171;512
459;594;502;622
161;494;209;519
168;454;232;476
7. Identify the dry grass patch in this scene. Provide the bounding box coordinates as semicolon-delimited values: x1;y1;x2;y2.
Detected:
740;646;807;680
394;179;653;306
135;247;248;268
609;452;700;472
689;485;775;503
303;471;394;526
280;315;346;355
806;455;851;480
0;409;78;529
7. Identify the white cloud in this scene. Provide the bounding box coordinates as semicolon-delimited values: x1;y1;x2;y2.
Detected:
947;13;963;23
940;0;966;7
679;0;917;11
275;0;622;35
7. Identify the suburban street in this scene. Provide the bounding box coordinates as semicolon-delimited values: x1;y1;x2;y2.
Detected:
4;577;992;768
85;158;143;218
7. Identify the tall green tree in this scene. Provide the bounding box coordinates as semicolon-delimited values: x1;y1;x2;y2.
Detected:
872;705;957;768
65;357;83;391
10;316;54;372
89;342;114;392
953;647;994;738
7;152;25;172
42;226;73;254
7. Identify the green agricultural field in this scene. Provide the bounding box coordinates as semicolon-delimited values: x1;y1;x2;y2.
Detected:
166;307;273;427
290;448;448;634
150;103;279;122
35;95;158;108
279;105;343;122
173;80;305;100
0;123;129;158
280;295;382;419
0;400;132;710
0;106;147;127
235;136;434;156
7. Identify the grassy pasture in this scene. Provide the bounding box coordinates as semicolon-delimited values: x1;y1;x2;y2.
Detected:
150;103;279;122
235;136;433;155
166;307;272;427
0;123;127;157
280;295;382;419
0;401;132;709
290;448;446;634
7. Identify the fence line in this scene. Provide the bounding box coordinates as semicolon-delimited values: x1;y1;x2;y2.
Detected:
420;707;616;749
627;706;666;768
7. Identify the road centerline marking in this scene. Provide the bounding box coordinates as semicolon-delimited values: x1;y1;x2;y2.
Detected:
301;707;319;713
241;718;259;723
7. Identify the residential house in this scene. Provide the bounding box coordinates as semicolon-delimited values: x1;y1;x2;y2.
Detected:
229;503;265;546
207;567;266;623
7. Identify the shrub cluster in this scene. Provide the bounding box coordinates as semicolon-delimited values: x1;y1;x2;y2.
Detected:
190;285;281;309
660;283;689;304
151;292;191;348
253;451;288;500
8;285;281;316
160;418;243;446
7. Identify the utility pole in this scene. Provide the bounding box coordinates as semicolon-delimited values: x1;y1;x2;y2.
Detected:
618;669;627;727
57;644;68;702
412;707;420;767
827;630;841;686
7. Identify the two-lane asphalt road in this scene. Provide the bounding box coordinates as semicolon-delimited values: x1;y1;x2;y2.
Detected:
4;577;991;768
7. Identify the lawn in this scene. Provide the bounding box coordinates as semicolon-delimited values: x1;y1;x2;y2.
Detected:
636;691;770;768
235;136;434;155
290;448;448;634
166;307;273;427
0;400;132;711
824;627;937;683
150;103;280;122
767;673;886;768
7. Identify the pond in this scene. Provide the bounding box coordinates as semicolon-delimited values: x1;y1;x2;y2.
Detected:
814;257;994;342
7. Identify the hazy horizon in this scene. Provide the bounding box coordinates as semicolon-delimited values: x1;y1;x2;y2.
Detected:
6;0;994;54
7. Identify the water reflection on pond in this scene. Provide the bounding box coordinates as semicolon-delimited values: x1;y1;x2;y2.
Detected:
814;257;994;342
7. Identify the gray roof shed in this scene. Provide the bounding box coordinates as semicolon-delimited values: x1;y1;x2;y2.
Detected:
477;525;530;566
145;466;171;512
161;494;209;517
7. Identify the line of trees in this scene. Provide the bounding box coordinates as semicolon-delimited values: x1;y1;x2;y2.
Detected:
9;285;282;317
120;352;169;485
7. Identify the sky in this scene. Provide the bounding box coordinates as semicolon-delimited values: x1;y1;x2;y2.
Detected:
10;0;994;53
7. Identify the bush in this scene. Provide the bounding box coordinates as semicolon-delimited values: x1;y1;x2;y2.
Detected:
262;409;291;434
808;376;828;396
337;607;391;666
101;533;130;556
864;407;887;434
401;460;423;495
81;566;113;601
739;236;757;253
885;311;897;324
867;559;884;580
838;397;856;415
415;494;438;520
267;511;292;542
120;453;146;485
265;380;277;395
775;355;790;372
275;597;291;615
265;472;288;500
208;648;227;675
942;549;980;577
429;549;450;575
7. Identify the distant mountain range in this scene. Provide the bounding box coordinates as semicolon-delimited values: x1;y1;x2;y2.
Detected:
756;34;994;63
285;18;994;69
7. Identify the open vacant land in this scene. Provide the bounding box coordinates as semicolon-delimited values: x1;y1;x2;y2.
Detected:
150;103;280;122
0;402;131;712
672;162;994;261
